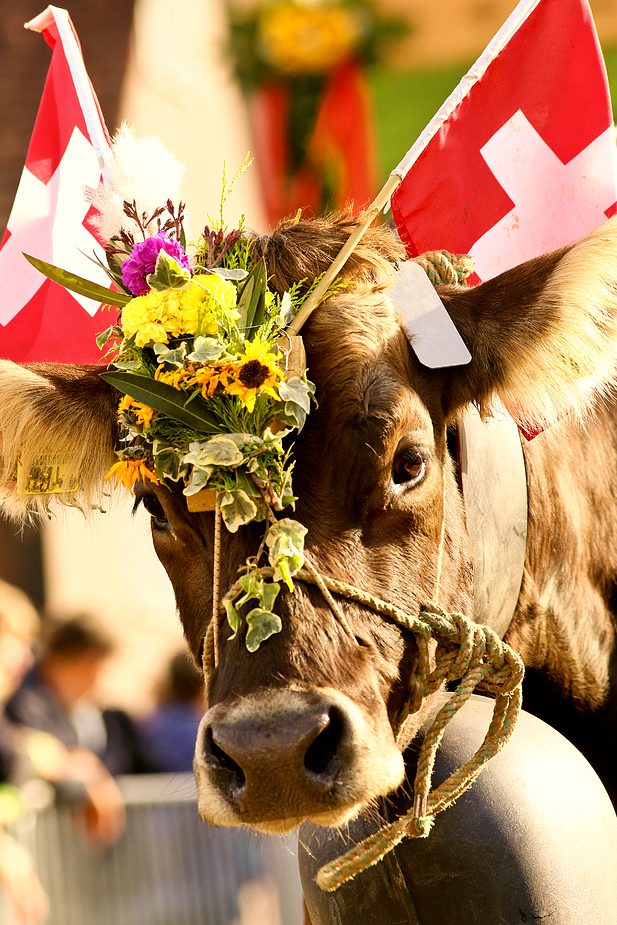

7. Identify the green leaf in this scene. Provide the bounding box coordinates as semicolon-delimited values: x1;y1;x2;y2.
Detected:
245;608;282;651
234;467;261;497
219;489;257;532
96;325;117;350
146;250;191;292
112;357;143;371
153;445;186;482
186;435;244;468
276;559;294;592
154;342;188;367
211;267;248;281
237;259;267;338
223;599;241;636
237;572;261;599
23;253;131;307
187;337;225;363
266;518;307;589
279;291;295;326
278;378;313;413
183;467;212;496
261;581;280;613
100;371;221;434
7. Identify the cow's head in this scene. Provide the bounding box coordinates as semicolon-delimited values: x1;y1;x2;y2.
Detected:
3;214;617;834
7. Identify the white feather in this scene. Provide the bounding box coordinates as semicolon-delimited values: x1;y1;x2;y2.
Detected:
90;123;186;242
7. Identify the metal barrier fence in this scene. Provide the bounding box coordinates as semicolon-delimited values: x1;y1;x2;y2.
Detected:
3;774;304;925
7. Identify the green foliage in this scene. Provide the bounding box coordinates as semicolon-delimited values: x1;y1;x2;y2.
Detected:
23;254;130;308
100;371;221;433
146;250;191;292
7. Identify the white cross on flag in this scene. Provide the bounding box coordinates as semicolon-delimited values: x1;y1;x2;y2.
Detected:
390;0;617;284
0;6;113;362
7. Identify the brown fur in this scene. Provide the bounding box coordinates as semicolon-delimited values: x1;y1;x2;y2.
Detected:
3;213;617;821
0;363;119;519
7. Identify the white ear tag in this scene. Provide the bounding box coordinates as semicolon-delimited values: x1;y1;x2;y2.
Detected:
389;261;471;368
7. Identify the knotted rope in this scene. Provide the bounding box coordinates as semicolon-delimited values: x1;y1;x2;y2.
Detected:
413;250;475;287
203;564;524;891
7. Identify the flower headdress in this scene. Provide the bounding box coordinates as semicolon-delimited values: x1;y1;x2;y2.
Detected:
31;127;322;652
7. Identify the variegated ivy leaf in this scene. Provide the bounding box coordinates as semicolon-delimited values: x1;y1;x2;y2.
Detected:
96;324;122;350
187;336;225;363
245;609;282;652
146;250;192;292
223;599;241;636
184;435;244;469
210;267;249;281
234;467;262;498
220;490;258;532
280;402;307;431
183;466;213;496
280;292;295;326
154;341;187;367
262;424;292;442
113;356;143;371
153;445;186;482
278;378;314;413
266;518;308;590
235;574;280;613
261;581;280;613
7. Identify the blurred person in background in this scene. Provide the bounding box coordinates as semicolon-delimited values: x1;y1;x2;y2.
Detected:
4;611;129;851
139;651;205;773
0;579;48;925
6;615;154;777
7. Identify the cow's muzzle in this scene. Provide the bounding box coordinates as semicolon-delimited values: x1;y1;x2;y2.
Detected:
193;687;405;833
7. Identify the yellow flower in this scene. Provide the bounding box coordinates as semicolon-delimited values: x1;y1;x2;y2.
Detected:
192;273;238;315
259;2;362;75
223;336;283;412
117;395;155;428
118;395;134;415
155;365;194;389
104;459;160;493
120;277;238;348
187;364;231;399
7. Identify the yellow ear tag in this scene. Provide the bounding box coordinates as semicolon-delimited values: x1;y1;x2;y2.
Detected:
17;451;79;495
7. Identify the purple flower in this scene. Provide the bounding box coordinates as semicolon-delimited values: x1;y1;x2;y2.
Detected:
121;232;191;296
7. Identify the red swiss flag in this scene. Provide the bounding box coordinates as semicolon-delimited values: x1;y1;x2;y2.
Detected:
391;0;617;284
0;7;114;363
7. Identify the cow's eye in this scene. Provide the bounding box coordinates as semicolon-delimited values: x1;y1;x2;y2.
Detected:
391;446;425;487
136;492;169;530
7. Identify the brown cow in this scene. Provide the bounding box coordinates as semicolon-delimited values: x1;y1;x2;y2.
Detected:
1;212;617;836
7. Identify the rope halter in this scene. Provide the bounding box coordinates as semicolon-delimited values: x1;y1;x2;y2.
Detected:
202;563;524;892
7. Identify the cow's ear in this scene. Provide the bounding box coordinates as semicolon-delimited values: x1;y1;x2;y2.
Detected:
0;362;119;520
437;217;617;432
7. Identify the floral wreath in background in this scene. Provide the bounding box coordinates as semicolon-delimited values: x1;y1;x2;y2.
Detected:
226;0;408;224
30;128;327;653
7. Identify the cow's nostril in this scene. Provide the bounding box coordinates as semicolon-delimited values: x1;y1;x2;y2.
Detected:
304;706;344;781
204;726;246;795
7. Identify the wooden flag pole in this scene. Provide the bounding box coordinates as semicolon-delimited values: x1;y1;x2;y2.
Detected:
289;171;403;334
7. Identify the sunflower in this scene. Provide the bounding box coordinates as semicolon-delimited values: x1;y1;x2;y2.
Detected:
186;363;231;399
223;337;283;412
155;365;194;390
104;458;160;492
117;395;155;429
